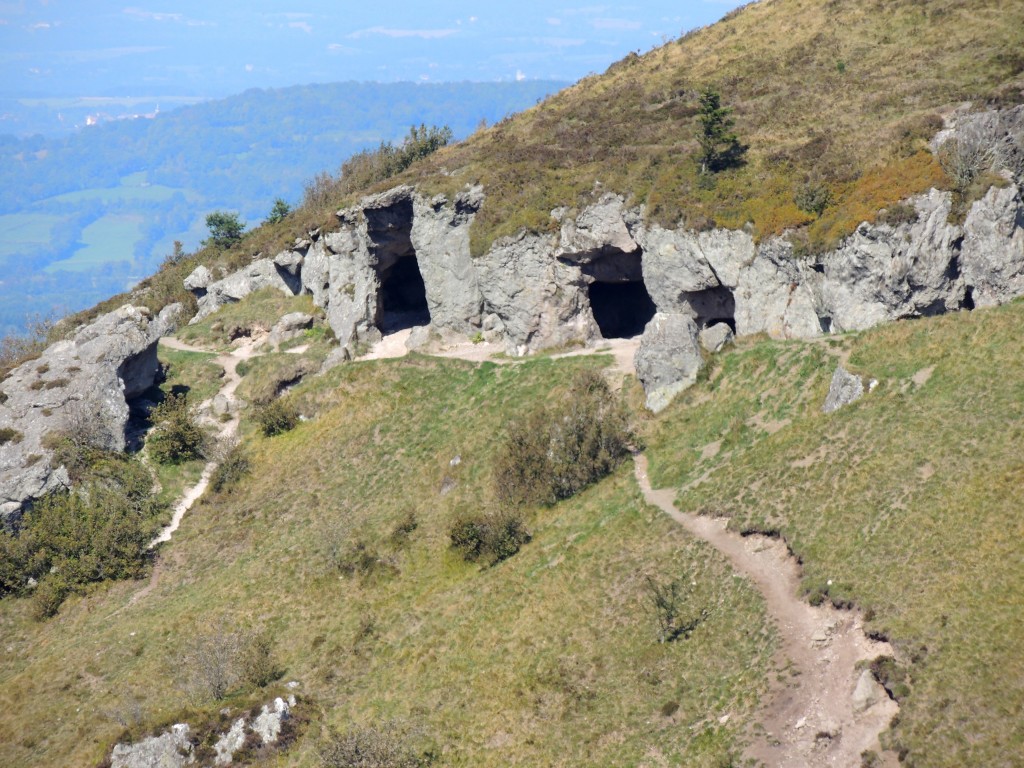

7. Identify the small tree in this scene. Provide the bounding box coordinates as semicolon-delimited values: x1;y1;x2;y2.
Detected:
697;86;746;174
645;576;707;643
148;393;205;464
266;198;291;225
204;211;244;249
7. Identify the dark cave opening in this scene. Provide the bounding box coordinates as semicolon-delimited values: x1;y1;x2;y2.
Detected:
683;285;737;333
366;197;431;333
583;251;657;339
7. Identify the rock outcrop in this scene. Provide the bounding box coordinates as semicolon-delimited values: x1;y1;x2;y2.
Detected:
0;304;179;522
110;723;194;768
634;313;703;413
823;366;866;414
190;258;301;324
181;153;1024;412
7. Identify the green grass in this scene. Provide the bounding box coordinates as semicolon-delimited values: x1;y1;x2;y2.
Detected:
0;354;772;768
44;215;143;273
645;300;1024;768
177;289;319;351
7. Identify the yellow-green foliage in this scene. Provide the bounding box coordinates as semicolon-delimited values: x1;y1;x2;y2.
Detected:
0;355;771;767
646;299;1024;768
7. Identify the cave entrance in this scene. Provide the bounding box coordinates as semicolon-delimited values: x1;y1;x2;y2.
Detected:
367;197;431;333
683;286;736;334
583;251;656;339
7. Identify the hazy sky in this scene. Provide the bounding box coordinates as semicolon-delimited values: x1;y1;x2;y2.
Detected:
0;1;747;97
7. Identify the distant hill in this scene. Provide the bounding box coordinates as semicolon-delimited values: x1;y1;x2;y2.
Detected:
0;80;566;335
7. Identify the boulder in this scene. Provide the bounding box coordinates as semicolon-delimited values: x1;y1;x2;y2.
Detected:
183;265;213;294
110;723;193;768
1;303;179;523
251;697;291;744
961;183;1024;307
556;193;639;259
852;668;883;713
214;719;246;766
699;322;734;353
634;313;704;412
267;312;314;347
823;366;864;414
273;249;304;277
191;259;301;324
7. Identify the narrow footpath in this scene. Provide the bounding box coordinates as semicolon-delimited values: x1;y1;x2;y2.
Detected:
633;453;899;768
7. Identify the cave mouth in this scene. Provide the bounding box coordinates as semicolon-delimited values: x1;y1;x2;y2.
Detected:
379;255;430;333
365;197;431;333
683;285;736;334
583;251;656;339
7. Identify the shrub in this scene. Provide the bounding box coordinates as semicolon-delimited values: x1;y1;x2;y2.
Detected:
644;575;707;643
254;398;299;437
877;202;919;227
795;182;832;217
333;539;397;581
449;508;531;565
266;198;291;225
148;393;205;464
388;509;419;548
210;444;250;493
30;575;68;621
0;427;23;446
494;369;633;508
238;630;281;689
319;721;432;768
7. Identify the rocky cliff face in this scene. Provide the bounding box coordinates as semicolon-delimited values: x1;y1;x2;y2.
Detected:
0;304;179;522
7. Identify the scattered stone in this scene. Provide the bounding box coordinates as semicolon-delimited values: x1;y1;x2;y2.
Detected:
823;366;865;414
267;312;314;347
699;322;734;353
183;265;213;293
852;668;884;713
110;723;193;768
794;717;807;730
214;719;246;766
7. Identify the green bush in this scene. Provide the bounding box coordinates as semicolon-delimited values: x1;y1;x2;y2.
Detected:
254;398;300;437
238;630;281;689
0;427;23;446
494;369;633;508
449;508;531;565
319;721;433;768
644;576;708;643
266;198;291;225
795;182;832;217
210;444;251;493
148;393;205;464
204;211;245;249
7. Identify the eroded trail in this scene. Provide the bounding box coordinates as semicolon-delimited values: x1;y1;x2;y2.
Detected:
148;336;259;547
633;453;898;767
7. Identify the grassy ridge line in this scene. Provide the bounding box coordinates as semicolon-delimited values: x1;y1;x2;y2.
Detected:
0;354;772;767
646;299;1024;768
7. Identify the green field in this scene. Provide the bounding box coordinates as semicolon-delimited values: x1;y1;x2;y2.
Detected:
0;213;67;262
44;215;143;273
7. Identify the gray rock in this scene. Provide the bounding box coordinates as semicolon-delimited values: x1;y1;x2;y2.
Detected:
273;249;305;277
852;668;883;713
267;312;314;347
110;723;194;768
410;187;485;333
735;237;822;339
634;313;704;412
1;303;179;522
823;366;865;414
251;697;290;744
699;322;734;353
183;265;213;293
556;193;638;259
961;183;1024;307
214;718;246;766
191;258;301;324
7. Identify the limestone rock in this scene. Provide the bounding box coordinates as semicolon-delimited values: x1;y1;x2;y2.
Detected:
1;304;179;522
961;183;1024;307
191;258;301;324
634;313;703;412
267;312;313;347
735;237;822;339
110;723;194;768
823;366;865;414
852;668;884;713
183;265;213;294
699;322;734;353
251;697;291;744
273;249;304;277
214;719;246;766
557;193;638;259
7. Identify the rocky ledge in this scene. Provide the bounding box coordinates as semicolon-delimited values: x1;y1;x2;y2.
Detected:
0;304;179;523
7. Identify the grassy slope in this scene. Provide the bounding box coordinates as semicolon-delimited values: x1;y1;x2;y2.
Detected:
389;0;1024;255
0;354;772;767
646;299;1024;768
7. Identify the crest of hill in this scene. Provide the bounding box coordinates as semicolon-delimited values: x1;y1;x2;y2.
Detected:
376;0;1024;255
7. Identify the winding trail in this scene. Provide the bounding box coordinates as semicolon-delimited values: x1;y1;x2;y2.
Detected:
147;336;260;547
633;453;899;767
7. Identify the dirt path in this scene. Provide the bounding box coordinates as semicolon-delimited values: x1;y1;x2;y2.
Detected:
633;453;899;767
147;336;260;547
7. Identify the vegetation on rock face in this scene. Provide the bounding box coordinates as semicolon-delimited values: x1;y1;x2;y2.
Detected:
147;393;205;465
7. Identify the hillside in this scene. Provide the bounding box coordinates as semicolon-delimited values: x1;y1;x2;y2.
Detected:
0;0;1023;766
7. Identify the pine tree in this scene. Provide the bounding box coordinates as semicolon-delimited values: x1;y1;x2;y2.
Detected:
697;86;746;173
